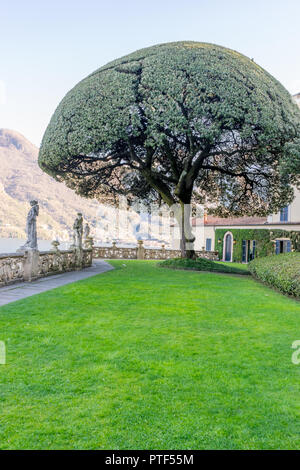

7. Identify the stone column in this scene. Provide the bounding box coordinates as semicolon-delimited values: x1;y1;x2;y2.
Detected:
74;247;84;269
83;237;94;267
137;240;145;260
24;249;39;281
112;241;117;259
84;236;94;250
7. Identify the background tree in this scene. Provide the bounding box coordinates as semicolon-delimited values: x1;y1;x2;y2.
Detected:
39;41;300;257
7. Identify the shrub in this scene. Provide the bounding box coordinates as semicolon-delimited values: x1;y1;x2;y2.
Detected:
249;253;300;298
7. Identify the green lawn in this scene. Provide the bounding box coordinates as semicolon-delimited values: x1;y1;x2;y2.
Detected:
218;261;250;271
1;260;300;449
159;257;250;274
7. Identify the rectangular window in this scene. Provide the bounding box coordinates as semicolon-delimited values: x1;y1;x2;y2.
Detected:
280;206;289;222
206;238;212;251
242;240;247;263
275;240;280;255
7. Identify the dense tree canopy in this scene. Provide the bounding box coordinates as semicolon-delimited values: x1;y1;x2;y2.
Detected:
39;41;300;255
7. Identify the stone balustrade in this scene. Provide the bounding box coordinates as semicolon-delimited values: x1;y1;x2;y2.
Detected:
93;241;219;261
93;242;137;260
0;253;25;286
195;250;219;261
0;247;93;287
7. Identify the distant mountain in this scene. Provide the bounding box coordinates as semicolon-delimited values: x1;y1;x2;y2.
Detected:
0;129;99;241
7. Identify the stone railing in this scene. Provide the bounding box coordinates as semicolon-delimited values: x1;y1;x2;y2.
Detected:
93;241;219;261
194;250;219;261
0;247;93;287
93;244;137;260
0;253;25;286
38;250;81;276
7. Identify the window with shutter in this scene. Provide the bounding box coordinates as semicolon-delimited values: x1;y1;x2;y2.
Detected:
280;206;289;222
206;238;212;251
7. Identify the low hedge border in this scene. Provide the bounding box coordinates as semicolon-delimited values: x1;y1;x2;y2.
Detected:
249;252;300;298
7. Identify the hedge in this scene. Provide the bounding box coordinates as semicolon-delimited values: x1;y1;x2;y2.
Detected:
249;252;300;298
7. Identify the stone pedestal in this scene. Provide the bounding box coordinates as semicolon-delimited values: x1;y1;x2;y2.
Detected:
74;247;83;269
84;237;94;250
112;241;117;259
24;249;39;281
137;240;145;260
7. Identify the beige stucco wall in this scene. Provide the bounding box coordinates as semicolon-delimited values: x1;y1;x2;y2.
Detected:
268;188;300;224
201;226;216;251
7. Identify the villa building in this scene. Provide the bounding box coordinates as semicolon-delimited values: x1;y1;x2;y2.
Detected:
200;187;300;262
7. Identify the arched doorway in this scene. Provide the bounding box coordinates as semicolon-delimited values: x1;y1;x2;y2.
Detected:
223;232;233;262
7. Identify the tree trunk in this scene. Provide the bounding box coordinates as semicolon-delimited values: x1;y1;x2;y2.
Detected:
175;202;196;259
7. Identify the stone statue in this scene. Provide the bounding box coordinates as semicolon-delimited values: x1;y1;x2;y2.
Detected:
83;222;94;249
73;212;83;249
19;200;39;251
84;223;90;239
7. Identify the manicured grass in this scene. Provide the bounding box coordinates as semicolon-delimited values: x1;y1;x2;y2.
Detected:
159;257;250;275
218;261;250;271
0;260;300;449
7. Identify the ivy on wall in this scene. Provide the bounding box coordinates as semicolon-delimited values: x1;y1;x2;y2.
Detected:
215;228;300;262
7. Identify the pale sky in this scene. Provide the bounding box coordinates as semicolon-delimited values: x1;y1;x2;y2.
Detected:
1;0;300;147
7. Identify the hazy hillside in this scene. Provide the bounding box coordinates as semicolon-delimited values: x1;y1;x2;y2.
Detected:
294;92;300;107
0;129;99;240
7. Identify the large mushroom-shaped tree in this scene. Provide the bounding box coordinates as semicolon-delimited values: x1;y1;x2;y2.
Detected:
39;41;300;257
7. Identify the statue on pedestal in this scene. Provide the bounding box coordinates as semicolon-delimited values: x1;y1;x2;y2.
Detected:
73;213;83;249
19;200;39;251
83;222;94;249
